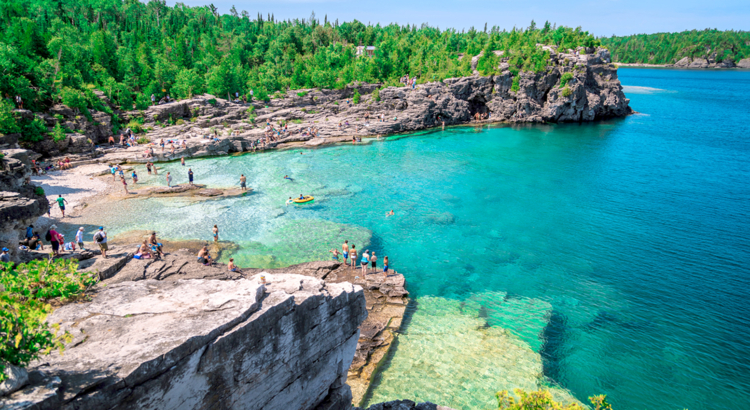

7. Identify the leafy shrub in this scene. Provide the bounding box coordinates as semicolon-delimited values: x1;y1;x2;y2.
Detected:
52;123;67;142
111;114;121;134
53;114;64;121
0;259;98;382
0;100;20;135
562;86;573;97
353;90;361;105
372;88;381;102
495;389;612;410
254;89;270;102
559;72;574;87
176;119;185;125
20;117;47;142
207;98;217;106
136;137;149;144
297;91;308;97
126;120;144;134
34;186;44;196
511;76;521;93
292;119;303;124
135;93;151;110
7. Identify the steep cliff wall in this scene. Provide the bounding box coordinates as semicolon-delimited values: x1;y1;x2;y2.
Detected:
1;275;367;410
0;149;49;260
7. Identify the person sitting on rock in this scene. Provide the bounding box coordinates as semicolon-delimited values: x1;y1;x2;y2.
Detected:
197;246;212;265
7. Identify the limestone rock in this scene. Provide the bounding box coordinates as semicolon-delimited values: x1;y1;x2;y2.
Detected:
2;276;367;410
674;56;690;67
0;364;29;397
737;58;750;68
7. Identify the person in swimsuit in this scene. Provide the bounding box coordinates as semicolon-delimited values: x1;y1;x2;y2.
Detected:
166;172;172;187
361;250;370;275
188;168;194;185
299;194;305;200
386;210;394;217
212;225;219;242
228;258;238;272
342;240;349;263
121;176;128;194
197;246;212;265
286;197;293;206
132;170;138;183
146;162;152;174
329;248;340;261
371;252;377;271
383;256;389;276
240;174;247;190
284;175;293;181
349;245;357;270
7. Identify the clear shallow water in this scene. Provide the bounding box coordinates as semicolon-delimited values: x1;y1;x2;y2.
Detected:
83;69;750;409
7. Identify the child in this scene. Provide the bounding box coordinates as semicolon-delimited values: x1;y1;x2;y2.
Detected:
383;256;389;277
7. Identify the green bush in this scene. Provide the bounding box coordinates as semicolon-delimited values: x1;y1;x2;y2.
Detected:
207;98;217;106
0;259;98;382
292;119;303;124
353;90;361;105
126;120;144;134
297;91;308;97
20;117;47;142
52;123;66;142
495;389;612;410
559;72;574;87
136;137;149;144
176;119;185;125
562;86;573;97
511;76;521;93
34;186;44;196
135;94;151;110
0;100;20;135
372;88;381;102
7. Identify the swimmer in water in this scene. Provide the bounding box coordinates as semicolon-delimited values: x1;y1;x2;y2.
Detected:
284;175;293;181
386;210;394;217
286;197;293;206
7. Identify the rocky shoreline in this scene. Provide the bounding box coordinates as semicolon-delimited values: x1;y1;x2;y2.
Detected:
616;56;750;69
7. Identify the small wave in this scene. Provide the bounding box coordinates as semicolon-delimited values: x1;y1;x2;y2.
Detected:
622;85;672;94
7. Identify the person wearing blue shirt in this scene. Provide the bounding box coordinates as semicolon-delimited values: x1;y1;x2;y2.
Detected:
0;247;9;263
26;225;33;239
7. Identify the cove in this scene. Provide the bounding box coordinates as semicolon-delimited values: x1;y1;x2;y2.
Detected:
79;68;750;410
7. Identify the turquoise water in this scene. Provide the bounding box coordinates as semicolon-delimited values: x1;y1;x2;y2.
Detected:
85;69;750;409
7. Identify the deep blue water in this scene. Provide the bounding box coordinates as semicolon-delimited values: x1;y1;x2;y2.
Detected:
92;68;750;409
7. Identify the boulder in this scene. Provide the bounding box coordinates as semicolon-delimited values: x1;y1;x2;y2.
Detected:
674;56;691;67
0;364;29;397
689;58;709;68
737;58;750;69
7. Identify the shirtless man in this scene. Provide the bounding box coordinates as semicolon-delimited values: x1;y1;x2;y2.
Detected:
240;174;247;190
342;240;349;264
386;210;394;217
329;248;341;261
197;246;212;265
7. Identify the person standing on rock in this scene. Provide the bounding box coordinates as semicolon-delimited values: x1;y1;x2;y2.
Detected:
349;245;357;270
56;195;68;218
94;227;107;258
0;247;10;262
342;240;349;264
121;176;129;194
48;224;61;256
370;252;377;272
166;172;172;187
240;174;247;190
181;157;185;166
76;227;85;250
212;225;219;242
383;256;389;277
361;250;370;275
26;224;34;241
188;168;194;185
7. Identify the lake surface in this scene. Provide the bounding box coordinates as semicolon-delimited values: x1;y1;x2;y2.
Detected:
87;68;750;410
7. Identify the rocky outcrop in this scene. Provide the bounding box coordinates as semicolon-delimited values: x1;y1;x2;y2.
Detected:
738;58;750;69
2;274;367;410
356;400;456;410
673;56;737;68
0;149;49;261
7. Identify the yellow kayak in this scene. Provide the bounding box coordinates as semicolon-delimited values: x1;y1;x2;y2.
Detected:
293;196;314;203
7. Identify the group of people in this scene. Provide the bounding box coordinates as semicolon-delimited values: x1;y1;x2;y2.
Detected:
473;112;490;121
16;224;109;259
331;240;391;277
400;74;417;89
135;232;164;260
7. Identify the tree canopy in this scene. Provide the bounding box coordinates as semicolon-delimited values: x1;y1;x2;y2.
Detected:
0;0;599;114
600;30;750;64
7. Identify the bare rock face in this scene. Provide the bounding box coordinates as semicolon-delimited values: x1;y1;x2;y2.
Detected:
738;58;750;69
1;275;367;410
0;149;49;261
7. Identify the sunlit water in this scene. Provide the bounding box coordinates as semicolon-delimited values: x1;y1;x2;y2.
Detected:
77;69;750;410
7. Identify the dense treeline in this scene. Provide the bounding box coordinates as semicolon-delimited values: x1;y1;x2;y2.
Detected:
600;30;750;64
0;0;599;122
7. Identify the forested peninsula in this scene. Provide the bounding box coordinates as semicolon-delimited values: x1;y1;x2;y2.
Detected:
601;30;750;67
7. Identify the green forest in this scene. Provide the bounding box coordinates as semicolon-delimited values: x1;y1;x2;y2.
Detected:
0;0;600;121
601;30;750;64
